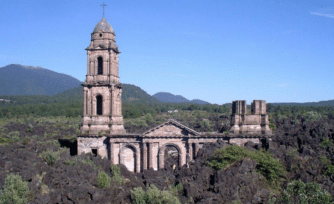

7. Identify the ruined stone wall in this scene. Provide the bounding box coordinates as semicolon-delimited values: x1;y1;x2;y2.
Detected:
229;138;261;146
230;100;272;135
77;137;108;159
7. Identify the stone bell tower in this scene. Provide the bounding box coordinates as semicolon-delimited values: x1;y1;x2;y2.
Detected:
80;17;126;135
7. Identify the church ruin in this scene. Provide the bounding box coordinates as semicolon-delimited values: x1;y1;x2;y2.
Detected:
77;17;273;173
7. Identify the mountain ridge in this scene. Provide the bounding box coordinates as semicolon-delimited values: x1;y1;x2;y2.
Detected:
152;92;211;104
0;64;81;95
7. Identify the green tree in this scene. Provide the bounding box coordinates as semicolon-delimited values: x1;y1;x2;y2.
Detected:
97;171;111;188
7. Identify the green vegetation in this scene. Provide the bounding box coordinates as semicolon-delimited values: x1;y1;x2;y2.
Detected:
110;164;128;185
269;123;276;131
208;145;285;183
130;184;182;204
0;173;29;204
39;149;65;166
320;138;333;148
320;156;334;177
64;157;79;166
97;171;111;188
270;180;332;204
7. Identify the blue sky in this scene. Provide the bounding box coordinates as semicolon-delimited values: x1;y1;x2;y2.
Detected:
0;0;333;104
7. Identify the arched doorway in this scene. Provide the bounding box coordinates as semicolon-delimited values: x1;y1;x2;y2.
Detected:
96;95;103;115
97;57;103;75
120;145;136;172
165;145;179;168
158;144;181;170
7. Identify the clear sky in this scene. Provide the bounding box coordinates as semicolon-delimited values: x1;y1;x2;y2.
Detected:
0;0;333;104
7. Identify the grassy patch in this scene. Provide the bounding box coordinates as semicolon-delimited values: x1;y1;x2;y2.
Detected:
39;149;66;166
131;184;181;204
208;145;285;183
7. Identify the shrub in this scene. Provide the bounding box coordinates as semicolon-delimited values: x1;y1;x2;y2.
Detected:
21;138;30;145
130;184;181;204
321;156;334;177
269;123;276;131
0;173;29;204
65;158;78;166
320;138;333;148
81;158;94;166
134;118;148;127
130;187;146;204
169;183;183;196
110;164;127;185
208;145;285;183
144;113;154;124
39;149;60;166
272;180;332;204
26;123;34;133
97;171;111;188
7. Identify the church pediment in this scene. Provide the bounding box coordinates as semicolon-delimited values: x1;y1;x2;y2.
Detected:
143;119;200;137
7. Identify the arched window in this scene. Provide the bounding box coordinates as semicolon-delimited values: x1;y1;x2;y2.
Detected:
96;95;103;115
97;57;103;75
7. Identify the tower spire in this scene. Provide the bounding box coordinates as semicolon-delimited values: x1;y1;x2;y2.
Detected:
101;3;107;17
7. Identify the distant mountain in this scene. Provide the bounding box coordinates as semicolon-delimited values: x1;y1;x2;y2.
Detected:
56;83;160;104
121;84;160;104
190;99;211;105
153;92;210;104
0;64;82;95
270;100;334;106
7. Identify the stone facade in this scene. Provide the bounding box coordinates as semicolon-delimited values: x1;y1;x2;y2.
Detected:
230;100;272;135
77;17;273;173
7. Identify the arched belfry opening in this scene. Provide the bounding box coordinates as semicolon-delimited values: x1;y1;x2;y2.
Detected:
97;57;103;75
96;95;103;115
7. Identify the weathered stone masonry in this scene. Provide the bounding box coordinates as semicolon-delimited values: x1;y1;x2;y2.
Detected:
77;17;273;173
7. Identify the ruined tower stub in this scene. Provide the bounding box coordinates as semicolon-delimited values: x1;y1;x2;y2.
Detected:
230;100;272;135
232;100;247;115
80;17;126;135
251;100;266;114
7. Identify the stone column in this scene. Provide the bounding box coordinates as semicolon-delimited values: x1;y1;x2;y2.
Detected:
87;89;92;115
142;143;148;171
92;98;96;116
83;89;86;115
188;142;193;161
180;148;185;167
158;147;164;170
110;142;114;164
148;143;154;169
136;148;141;173
194;143;199;159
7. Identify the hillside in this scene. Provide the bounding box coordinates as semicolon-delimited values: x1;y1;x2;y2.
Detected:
0;64;82;95
56;84;160;104
270;100;334;106
153;92;210;104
